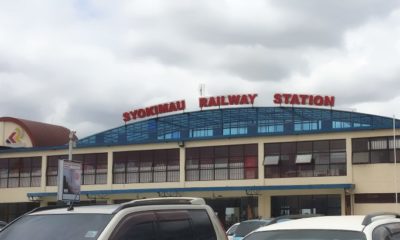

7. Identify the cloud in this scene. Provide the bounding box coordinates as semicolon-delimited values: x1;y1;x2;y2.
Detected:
0;0;400;137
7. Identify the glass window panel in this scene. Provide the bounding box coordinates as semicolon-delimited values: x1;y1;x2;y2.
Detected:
330;140;346;152
8;159;20;178
244;144;257;156
313;153;330;164
167;158;179;170
229;168;243;179
186;148;199;160
281;142;296;154
31;177;41;187
330;152;346;163
230;145;243;157
390;150;400;163
313;141;329;153
297;142;312;153
167;149;179;160
215;158;228;168
265;143;280;155
0;160;8;178
186;170;199;181
352;138;369;152
113;173;125;184
127;160;139;172
140;172;152;183
201;147;214;158
389;138;400;149
370;150;389;163
96;158;108;174
186;159;199;169
215;146;228;157
370;138;388;150
154;172;167;182
353;152;369;164
215;168;228;180
126;172;139;183
200;169;214;180
31;166;41;177
19;177;30;187
167;171;179;182
314;165;329;177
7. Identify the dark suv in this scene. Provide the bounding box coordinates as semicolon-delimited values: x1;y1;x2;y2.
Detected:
0;197;227;240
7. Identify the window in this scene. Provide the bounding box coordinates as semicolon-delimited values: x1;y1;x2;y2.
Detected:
185;144;258;181
373;223;400;240
352;136;400;164
113;149;180;184
265;140;346;178
110;212;156;240
0;157;42;188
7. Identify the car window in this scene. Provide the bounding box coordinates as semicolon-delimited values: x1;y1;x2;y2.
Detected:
235;221;268;237
243;230;366;240
188;210;217;240
0;214;113;240
110;211;156;240
227;224;239;235
110;209;217;240
372;223;400;240
156;210;194;240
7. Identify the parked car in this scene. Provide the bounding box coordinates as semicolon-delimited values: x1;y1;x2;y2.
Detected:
267;214;323;224
0;197;227;240
226;222;240;240
232;219;273;240
243;212;400;240
0;221;6;230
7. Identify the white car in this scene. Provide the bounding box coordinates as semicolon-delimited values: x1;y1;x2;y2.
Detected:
0;197;227;240
226;222;239;240
243;213;400;240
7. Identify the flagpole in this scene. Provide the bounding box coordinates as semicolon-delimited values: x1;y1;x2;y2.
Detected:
394;115;398;211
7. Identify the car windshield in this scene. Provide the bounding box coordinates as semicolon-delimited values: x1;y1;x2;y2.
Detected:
243;230;366;240
235;220;271;237
0;214;113;240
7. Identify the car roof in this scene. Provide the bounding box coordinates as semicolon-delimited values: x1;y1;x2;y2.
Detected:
30;204;119;215
254;216;366;232
29;197;206;215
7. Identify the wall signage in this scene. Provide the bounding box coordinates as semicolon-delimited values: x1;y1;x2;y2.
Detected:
57;159;82;202
5;127;26;147
123;100;186;122
199;94;258;109
273;93;335;107
122;92;335;122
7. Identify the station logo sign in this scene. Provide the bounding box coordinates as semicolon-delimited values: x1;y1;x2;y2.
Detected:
5;127;26;147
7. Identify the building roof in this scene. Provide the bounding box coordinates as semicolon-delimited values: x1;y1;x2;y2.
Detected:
0;117;71;147
77;106;400;148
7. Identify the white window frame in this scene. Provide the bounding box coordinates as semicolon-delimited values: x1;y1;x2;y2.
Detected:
264;155;280;165
296;154;313;164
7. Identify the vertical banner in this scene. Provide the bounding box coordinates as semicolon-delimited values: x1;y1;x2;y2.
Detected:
57;159;82;202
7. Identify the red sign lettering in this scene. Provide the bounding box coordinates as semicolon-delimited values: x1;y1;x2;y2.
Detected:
273;93;335;107
199;94;258;109
123;100;186;122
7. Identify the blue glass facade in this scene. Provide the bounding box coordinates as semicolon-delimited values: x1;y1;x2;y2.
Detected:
77;107;400;147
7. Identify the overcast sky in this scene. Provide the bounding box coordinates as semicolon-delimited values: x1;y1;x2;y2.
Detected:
1;0;400;138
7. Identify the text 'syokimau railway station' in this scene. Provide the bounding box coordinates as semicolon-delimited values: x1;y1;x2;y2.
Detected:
0;92;399;228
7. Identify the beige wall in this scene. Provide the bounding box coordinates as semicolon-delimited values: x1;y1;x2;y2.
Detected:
1;128;400;215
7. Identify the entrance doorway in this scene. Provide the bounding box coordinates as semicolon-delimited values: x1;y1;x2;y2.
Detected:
205;197;258;229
